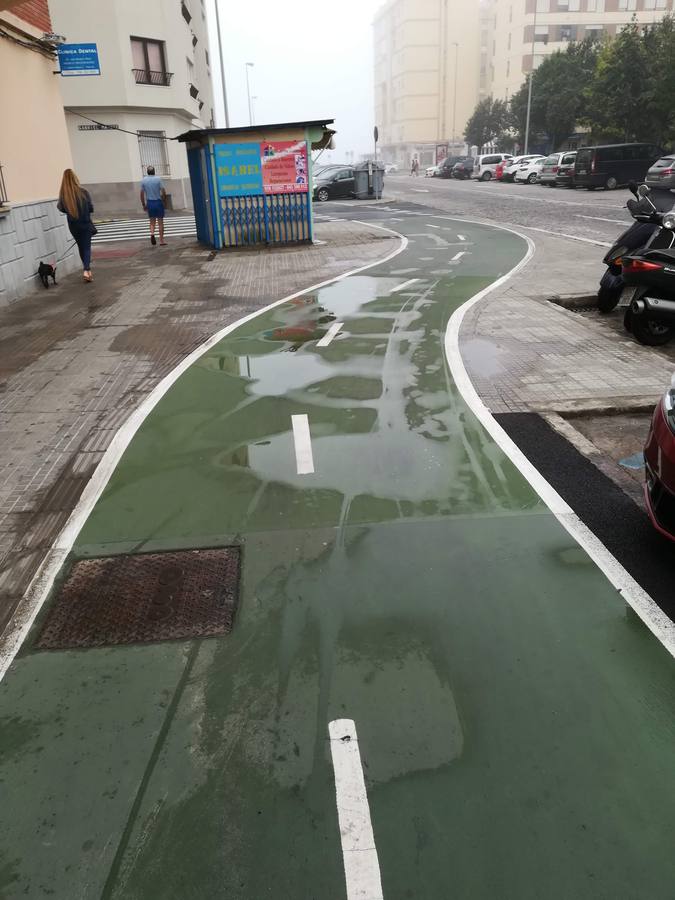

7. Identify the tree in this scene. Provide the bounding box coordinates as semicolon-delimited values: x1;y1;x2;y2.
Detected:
464;97;510;149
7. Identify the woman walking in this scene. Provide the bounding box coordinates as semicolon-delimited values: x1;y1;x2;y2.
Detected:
57;169;95;282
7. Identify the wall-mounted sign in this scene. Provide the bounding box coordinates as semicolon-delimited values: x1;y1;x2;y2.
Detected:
261;141;308;194
77;124;119;131
58;43;101;76
214;143;263;196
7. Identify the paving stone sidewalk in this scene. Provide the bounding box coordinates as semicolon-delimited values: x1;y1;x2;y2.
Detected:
0;222;396;635
460;230;675;415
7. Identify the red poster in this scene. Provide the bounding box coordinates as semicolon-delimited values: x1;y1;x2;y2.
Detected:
261;141;309;194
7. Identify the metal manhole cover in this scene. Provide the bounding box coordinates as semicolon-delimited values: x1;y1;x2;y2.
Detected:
36;547;241;650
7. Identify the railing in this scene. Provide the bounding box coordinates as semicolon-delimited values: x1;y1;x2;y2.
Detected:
133;68;173;86
189;83;199;99
181;0;192;23
0;165;8;206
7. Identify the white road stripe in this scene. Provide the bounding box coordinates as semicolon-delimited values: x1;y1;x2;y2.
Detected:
451;251;467;261
317;321;344;347
458;235;467;241
390;277;419;293
575;214;626;224
329;719;384;900
291;414;315;475
426;224;440;228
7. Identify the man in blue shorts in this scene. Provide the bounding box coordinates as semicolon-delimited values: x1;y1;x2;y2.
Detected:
140;166;167;246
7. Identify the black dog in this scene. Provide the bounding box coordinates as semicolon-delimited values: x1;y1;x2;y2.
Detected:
38;262;57;289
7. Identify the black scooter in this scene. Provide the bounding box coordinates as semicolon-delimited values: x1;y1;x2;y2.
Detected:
597;187;662;313
621;184;675;345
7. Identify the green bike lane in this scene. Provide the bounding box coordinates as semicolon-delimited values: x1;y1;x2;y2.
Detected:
2;216;675;898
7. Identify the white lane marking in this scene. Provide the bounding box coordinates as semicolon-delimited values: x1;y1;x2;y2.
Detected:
317;321;344;347
575;214;627;224
444;224;675;658
412;188;430;193
451;251;468;261
329;719;384;900
427;215;612;249
413;178;629;211
426;224;441;228
291;415;314;475
390;277;419;293
458;234;467;241
0;225;409;682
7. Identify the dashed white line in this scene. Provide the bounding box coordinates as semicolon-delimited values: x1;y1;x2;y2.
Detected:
458;235;467;241
317;321;344;347
390;277;419;293
451;251;468;261
575;214;626;224
329;719;384;900
426;224;441;228
291;414;315;475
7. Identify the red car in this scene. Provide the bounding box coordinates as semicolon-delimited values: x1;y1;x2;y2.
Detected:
644;377;675;540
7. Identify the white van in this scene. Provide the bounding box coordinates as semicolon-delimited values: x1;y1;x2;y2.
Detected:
473;153;513;181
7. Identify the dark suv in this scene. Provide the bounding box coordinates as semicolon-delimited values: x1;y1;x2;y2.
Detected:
574;143;663;190
438;156;471;178
451;158;474;180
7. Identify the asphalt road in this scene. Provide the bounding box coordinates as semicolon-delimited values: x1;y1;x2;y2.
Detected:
383;173;666;246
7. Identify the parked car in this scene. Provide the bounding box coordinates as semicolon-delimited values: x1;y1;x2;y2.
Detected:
645;154;675;190
425;163;442;177
574;143;664;191
313;167;355;201
538;152;571;187
555;151;578;188
384;163;398;174
514;157;545;183
439;155;472;178
501;155;544;182
644;374;675;541
473;153;514;181
452;158;475;180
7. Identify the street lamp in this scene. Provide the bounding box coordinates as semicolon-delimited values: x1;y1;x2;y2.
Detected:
451;42;459;150
245;62;254;126
214;0;230;127
524;1;538;154
251;95;258;126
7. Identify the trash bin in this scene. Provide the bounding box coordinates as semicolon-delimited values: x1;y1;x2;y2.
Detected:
354;162;385;200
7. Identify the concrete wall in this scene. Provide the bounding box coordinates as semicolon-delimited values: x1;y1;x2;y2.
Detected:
0;10;73;203
0;201;79;307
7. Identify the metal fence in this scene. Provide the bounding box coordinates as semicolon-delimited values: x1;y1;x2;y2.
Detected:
138;131;171;177
132;68;173;86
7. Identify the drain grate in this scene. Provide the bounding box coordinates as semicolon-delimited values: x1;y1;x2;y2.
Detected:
36;547;241;650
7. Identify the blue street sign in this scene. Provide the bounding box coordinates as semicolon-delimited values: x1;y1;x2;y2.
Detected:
58;43;101;77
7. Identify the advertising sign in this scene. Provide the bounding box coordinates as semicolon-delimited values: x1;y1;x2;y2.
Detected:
436;143;449;164
214;143;263;197
261;141;309;194
58;43;101;76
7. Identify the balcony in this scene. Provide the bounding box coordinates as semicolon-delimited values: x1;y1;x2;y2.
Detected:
189;83;199;100
133;68;173;86
181;0;192;23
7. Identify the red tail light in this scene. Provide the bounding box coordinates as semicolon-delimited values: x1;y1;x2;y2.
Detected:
552;166;559;173
662;168;674;176
623;259;664;273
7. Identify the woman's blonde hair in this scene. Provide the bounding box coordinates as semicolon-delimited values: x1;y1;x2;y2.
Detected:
59;169;85;219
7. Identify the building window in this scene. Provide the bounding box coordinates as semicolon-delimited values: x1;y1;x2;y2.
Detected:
508;31;512;48
205;48;210;67
506;60;511;76
560;24;573;39
138;131;170;177
509;4;513;20
587;0;604;9
536;0;550;11
131;37;172;85
535;25;549;41
618;0;636;9
181;0;192;24
586;23;604;37
569;0;580;9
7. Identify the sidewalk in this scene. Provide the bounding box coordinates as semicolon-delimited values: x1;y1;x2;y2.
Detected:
0;222;396;634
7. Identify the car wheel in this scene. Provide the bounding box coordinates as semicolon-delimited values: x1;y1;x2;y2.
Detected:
605;175;618;190
586;186;596;191
527;173;537;184
480;171;492;181
631;315;673;346
317;188;329;202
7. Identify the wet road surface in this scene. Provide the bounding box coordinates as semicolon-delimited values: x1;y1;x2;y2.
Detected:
1;211;675;899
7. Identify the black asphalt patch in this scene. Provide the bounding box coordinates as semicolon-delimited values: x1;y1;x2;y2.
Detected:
495;412;675;623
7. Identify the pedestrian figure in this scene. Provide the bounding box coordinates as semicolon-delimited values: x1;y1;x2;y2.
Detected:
57;169;95;283
410;156;419;177
140;166;168;246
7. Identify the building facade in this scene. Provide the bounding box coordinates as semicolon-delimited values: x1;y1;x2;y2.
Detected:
373;0;482;168
489;0;674;103
49;0;215;213
0;0;79;305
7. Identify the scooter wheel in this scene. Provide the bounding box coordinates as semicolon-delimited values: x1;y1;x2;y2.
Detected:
597;285;621;313
631;315;673;346
623;307;633;332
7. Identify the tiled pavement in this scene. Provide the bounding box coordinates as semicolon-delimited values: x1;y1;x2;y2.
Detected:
0;222;396;635
460;231;675;415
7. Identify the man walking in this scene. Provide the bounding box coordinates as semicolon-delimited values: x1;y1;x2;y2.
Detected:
140;166;167;246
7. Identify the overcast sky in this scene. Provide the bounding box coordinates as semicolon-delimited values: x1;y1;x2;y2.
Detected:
207;0;382;161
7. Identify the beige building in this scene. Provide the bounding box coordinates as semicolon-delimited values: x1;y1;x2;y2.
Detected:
49;0;215;212
373;0;483;167
489;0;674;103
0;0;78;304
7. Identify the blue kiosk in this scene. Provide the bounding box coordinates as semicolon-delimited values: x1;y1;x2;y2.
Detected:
178;119;335;250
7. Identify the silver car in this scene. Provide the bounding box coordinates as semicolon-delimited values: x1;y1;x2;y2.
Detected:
646;155;675;190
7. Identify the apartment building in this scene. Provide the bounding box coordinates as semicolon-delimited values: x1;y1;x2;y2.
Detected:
49;0;215;212
0;0;79;304
373;0;482;167
489;0;674;102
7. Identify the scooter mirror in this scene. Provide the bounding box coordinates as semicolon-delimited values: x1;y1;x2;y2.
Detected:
628;181;639;197
637;184;651;198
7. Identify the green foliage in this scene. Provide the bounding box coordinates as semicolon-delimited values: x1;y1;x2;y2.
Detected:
464;97;510;148
464;18;675;151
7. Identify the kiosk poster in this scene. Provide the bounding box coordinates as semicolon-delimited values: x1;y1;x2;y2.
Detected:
214;143;263;196
261;141;309;194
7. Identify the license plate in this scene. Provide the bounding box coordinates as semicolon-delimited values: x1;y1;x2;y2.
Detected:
579;169;587;174
619;285;637;306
